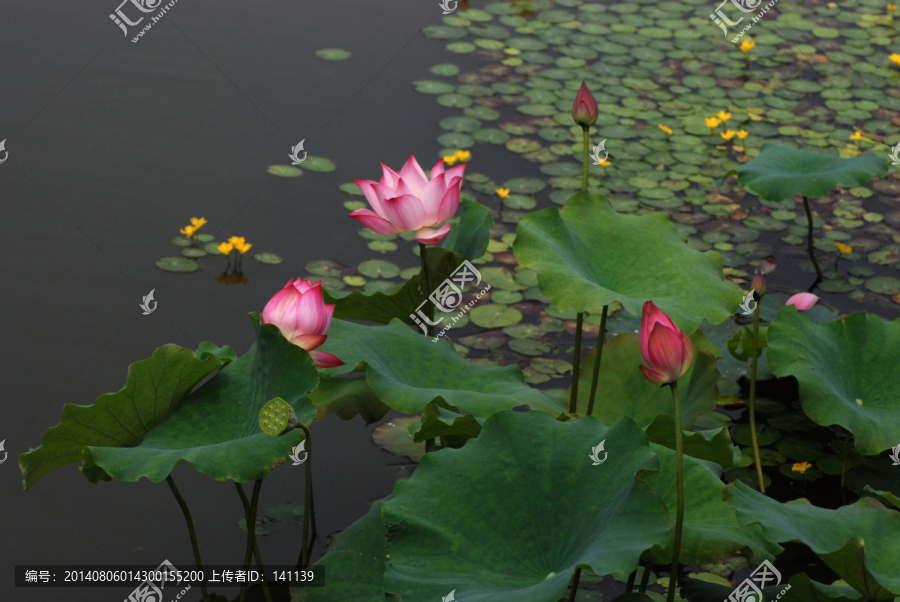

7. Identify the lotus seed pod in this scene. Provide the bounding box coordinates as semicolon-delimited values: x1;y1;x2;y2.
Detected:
259;397;298;436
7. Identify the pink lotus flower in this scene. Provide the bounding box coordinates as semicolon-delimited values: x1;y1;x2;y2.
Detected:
261;279;344;368
638;301;695;386
751;268;766;297
350;155;465;244
785;292;819;311
572;81;598;128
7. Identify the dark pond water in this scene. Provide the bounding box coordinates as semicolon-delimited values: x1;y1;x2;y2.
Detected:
3;0;900;600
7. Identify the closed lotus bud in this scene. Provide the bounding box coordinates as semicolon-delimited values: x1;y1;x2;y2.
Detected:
751;268;766;297
572;81;598;128
638;301;695;386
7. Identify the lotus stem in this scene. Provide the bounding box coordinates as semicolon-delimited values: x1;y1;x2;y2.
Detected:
237;479;263;602
666;382;685;602
625;568;637;592
748;297;767;494
296;424;314;570
419;242;435;337
165;475;209;601
568;568;581;602
585;304;610;417
570;312;585;414
802;196;823;281
638;562;651;594
236;483;273;602
840;427;851;489
581;126;590;192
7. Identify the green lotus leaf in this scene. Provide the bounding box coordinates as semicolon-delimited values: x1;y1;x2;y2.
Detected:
53;314;317;485
727;479;900;599
440;197;493;260
767;308;900;455
372;417;423;462
310;376;389;425
642;444;781;566
680;572;860;602
568;332;720;429
293;500;389;602
318;319;562;418
20;343;235;491
644;414;737;468
413;399;485;446
382;412;671;601
513;192;742;331
727;142;889;202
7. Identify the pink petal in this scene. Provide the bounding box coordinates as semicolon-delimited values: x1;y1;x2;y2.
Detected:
261;284;304;339
430;159;446;179
416;224;452;244
445;163;466;182
398;155;429;194
678;330;696;378
350;209;403;235
380;163;401;188
640;301;678;362
291;333;327;351
435;176;462;224
290;282;332;336
639;364;669;386
292;278;316;294
418;175;448;224
309;350;345;368
355;179;386;217
645;325;685;383
785;292;819;311
380;194;426;231
394;178;417;198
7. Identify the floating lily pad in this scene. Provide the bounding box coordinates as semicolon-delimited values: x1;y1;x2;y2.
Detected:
182;248;207;258
430;64;459;76
503;177;547;193
268;165;303;177
357;259;400;279
470;304;523;328
156;256;199;273
302;156;336;172
415;80;456;94
865;277;900;294
316;48;351;61
254;253;282;265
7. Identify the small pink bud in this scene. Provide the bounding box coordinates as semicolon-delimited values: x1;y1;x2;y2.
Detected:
572;81;598;128
785;292;819;311
751;268;766;297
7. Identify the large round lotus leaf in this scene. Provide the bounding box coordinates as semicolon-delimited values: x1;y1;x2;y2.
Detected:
514;193;743;331
156;256;198;273
727;480;900;598
382;412;671;601
728;142;889;202
21;316;315;488
568;332;720;429
642;444;780;566
767;308;900;455
317;319;561;417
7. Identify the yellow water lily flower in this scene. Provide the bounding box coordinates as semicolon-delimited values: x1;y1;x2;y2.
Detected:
890;53;900;66
190;217;207;229
716;110;732;122
180;225;197;238
740;40;756;53
598;159;611;167
235;241;253;254
496;188;511;198
454;150;471;162
736;130;749;139
228;236;247;247
889;3;897;9
792;462;813;474
443;155;458;166
658;124;673;135
835;242;853;254
217;242;234;255
721;130;736;141
705;117;722;129
850;130;864;141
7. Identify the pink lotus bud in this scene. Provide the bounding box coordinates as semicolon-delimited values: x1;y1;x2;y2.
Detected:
785;292;819;311
751;268;766;297
571;81;598;128
638;301;695;386
261;279;344;368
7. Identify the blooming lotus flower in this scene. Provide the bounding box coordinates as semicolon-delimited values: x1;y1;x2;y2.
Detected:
571;81;598;128
638;301;695;386
786;292;819;311
350;155;465;244
262;278;344;368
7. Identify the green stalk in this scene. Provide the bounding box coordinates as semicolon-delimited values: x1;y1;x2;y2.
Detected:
166;475;208;601
568;568;581;602
666;382;685;602
802;195;823;281
625;568;637;593
418;242;435;337
581;126;590;192
570;312;584;414
748;296;767;494
638;562;651;594
296;424;314;570
236;483;272;602
585;304;609;417
840;427;851;489
238;479;263;602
